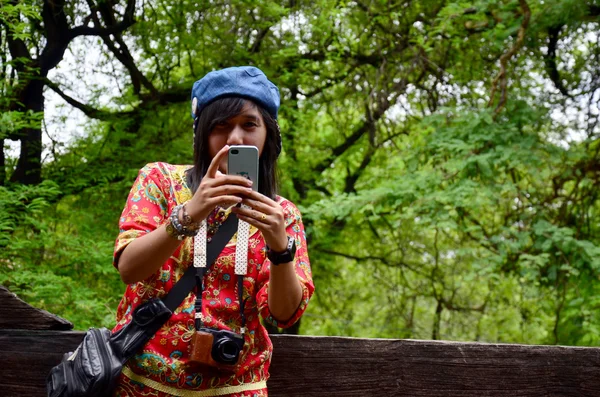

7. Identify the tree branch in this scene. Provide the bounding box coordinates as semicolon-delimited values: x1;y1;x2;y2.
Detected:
45;79;135;121
85;0;158;97
316;248;388;263
315;247;427;276
37;0;70;73
343;145;375;193
249;26;271;53
488;0;531;116
314;60;426;176
298;65;359;99
544;25;572;98
314;82;402;174
4;30;31;63
68;0;135;40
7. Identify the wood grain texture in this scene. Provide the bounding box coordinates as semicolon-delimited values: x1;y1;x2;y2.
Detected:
0;285;73;330
0;330;83;396
1;331;599;397
268;335;600;396
269;336;600;396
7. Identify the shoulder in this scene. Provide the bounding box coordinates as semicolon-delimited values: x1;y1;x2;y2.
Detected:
276;195;298;212
135;163;193;204
138;162;191;178
276;195;304;225
138;162;191;184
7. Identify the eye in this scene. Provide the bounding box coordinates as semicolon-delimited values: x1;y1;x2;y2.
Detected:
244;121;258;128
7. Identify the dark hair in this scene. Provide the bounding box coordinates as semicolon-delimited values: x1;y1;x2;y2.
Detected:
186;97;279;200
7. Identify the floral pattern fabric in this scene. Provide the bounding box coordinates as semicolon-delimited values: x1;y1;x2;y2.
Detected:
111;162;314;396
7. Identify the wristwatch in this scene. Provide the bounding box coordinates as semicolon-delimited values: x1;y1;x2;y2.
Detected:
267;236;296;265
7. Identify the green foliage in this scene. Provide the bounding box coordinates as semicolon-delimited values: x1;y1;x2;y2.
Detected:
0;181;123;329
2;0;599;348
0;110;43;138
0;1;40;40
305;102;600;344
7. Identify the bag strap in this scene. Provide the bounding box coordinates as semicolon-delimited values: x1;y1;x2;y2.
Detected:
162;213;239;312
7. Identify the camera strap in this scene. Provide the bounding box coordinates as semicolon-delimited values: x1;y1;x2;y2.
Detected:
189;212;249;334
161;213;238;318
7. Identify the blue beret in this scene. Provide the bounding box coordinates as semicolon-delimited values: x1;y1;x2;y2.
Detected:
191;66;280;120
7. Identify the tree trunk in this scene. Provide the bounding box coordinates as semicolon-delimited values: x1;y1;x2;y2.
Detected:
0;138;5;185
432;301;442;340
10;78;44;185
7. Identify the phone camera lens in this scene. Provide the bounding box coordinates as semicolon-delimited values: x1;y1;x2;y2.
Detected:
231;149;239;155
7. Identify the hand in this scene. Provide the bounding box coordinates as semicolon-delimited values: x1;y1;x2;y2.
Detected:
231;191;288;252
185;145;254;222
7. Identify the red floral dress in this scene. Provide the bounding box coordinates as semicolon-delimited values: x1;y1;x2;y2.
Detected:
111;162;314;397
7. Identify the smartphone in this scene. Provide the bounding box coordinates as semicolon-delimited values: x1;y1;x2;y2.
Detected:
228;145;259;192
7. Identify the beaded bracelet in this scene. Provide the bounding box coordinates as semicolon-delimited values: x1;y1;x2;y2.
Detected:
170;204;198;237
180;203;201;231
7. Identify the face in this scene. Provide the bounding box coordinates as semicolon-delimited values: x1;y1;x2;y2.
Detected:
208;102;268;173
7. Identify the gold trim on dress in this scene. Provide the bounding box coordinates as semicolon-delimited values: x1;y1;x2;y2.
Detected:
122;366;267;397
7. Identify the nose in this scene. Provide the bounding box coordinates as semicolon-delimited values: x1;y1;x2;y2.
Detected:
226;126;244;146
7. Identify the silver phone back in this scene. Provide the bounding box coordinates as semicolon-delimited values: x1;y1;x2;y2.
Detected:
228;145;259;192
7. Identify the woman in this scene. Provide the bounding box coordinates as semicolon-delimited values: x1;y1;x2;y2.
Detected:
111;66;314;396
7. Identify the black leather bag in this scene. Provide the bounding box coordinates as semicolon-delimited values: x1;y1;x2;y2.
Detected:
46;214;239;397
46;298;172;397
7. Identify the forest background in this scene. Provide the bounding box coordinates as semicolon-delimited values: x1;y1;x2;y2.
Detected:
1;0;599;346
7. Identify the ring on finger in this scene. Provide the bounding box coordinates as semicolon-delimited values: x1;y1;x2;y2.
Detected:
261;214;267;221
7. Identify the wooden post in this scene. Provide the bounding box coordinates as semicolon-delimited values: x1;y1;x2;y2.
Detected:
0;285;73;330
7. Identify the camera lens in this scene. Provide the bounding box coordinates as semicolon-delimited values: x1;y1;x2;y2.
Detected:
213;339;241;364
231;149;239;155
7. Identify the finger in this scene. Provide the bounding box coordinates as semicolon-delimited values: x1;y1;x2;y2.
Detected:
208;195;243;207
232;205;269;223
206;145;230;179
209;185;254;198
235;212;268;229
210;175;253;188
243;190;277;207
240;197;273;213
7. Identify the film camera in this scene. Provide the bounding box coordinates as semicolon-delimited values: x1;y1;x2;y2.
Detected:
189;328;245;370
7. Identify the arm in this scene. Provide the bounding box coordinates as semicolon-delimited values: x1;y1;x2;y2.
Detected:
117;224;183;284
116;147;253;284
232;197;314;325
267;255;303;322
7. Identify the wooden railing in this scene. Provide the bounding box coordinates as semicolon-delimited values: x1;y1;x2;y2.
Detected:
1;285;599;396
